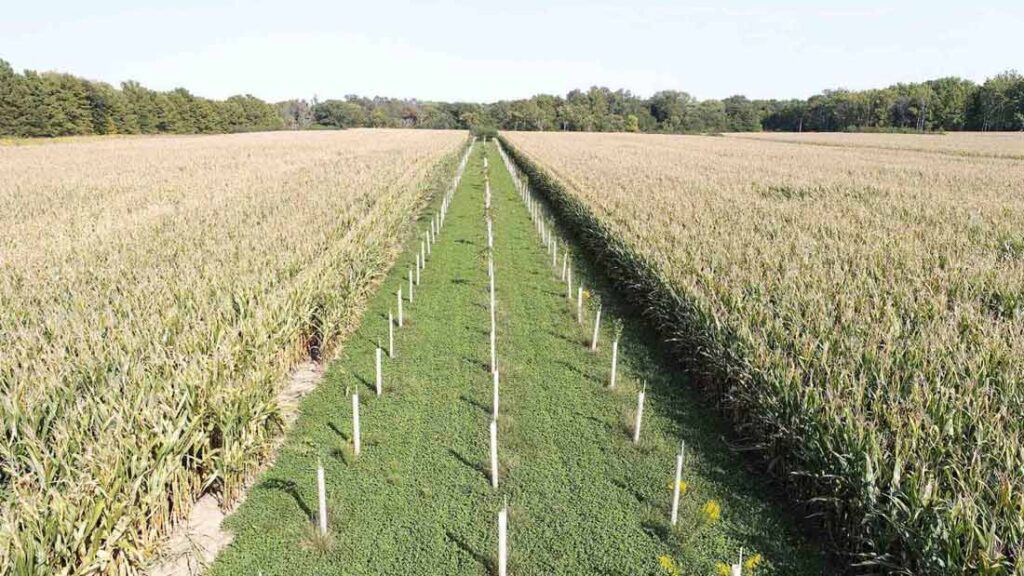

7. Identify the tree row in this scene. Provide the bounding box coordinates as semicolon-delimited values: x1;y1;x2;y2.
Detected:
3;58;1022;138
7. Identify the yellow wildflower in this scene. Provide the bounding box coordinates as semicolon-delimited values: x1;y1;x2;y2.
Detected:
744;553;763;572
701;499;721;523
715;562;732;576
658;554;679;576
666;480;689;495
583;289;592;299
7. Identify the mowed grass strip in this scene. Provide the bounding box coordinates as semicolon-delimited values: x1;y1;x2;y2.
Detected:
210;142;823;575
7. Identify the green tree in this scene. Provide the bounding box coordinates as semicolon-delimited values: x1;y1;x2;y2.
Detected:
969;70;1024;130
313;100;368;128
723;95;762;131
85;81;129;134
926;77;974;130
625;114;640;132
0;59;23;134
648;90;693;131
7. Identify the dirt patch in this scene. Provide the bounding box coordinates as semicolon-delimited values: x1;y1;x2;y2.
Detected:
146;361;322;576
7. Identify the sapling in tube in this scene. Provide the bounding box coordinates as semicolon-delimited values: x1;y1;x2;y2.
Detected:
610;319;623;388
633;382;646;444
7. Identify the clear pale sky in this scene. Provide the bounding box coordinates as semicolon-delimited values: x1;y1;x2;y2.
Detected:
2;0;1021;103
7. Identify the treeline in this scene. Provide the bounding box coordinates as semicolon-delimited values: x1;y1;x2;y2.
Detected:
284;69;1024;135
3;57;1023;138
0;59;282;137
276;89;767;134
763;72;1024;132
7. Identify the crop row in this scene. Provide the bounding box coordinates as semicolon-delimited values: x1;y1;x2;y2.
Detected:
0;130;467;574
499;131;1024;574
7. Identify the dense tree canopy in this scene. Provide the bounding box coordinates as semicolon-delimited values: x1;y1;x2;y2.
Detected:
0;60;282;137
761;73;1024;132
2;58;1022;138
299;72;1024;134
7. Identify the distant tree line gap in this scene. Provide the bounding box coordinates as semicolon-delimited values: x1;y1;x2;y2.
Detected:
2;59;1022;138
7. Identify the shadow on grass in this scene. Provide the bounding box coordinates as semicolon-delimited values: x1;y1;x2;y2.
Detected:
446;447;487;479
459;394;489;415
352;372;375;394
611;478;648;505
553;357;600;384
544;328;580;347
327;422;350;442
464;324;490;337
641;518;671;543
581;413;612;433
259;478;312;520
445;530;496;575
461;356;490;373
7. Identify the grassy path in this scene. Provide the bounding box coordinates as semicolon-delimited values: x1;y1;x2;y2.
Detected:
210;142;823;575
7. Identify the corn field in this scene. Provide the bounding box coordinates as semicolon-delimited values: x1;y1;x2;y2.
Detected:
726;131;1024;159
501;131;1024;574
0;129;466;574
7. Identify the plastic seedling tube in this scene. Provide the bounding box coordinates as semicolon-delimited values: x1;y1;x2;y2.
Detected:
633;383;646;444
591;305;602;351
388;311;394;358
352;393;361;456
731;549;743;576
397;288;403;327
493;369;500;421
317;461;328;535
375;344;382;396
490;419;499;489
610;338;619;389
671;441;685;525
577;286;584;324
497;502;508;576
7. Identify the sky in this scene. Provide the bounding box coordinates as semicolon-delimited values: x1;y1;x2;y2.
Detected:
2;0;1022;103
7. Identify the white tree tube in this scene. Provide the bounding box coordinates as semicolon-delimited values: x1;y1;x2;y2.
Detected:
497;505;508;576
633;384;646;444
610;339;619;389
397;288;403;327
352;393;361;456
375;345;383;396
490;419;499;489
388;311;394;358
671;441;685;525
577;286;584;325
493;369;500;421
317;461;328;535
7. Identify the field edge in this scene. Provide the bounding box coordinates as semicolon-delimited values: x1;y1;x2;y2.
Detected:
496;134;848;567
142;134;474;573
